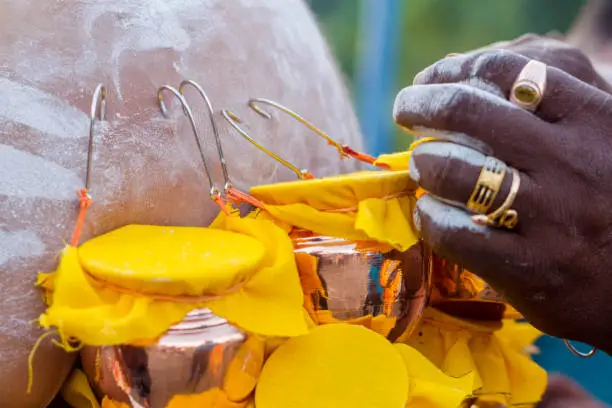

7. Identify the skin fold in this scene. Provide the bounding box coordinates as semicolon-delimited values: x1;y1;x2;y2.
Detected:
0;1;363;406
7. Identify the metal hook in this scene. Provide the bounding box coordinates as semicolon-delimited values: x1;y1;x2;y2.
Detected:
248;98;349;159
179;80;232;192
85;84;106;192
563;339;597;358
221;109;311;180
157;85;221;199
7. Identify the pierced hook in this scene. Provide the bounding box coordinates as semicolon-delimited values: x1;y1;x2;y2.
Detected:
85;84;106;192
248;98;347;155
563;339;597;358
221;109;313;180
158;85;221;200
248;98;377;167
179;80;232;192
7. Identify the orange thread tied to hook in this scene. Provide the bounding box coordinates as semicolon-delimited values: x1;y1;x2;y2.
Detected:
71;189;93;247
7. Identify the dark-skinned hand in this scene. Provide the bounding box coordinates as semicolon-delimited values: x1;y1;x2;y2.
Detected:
393;46;612;355
538;375;608;408
458;33;612;94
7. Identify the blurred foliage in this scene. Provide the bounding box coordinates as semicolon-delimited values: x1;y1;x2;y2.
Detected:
308;0;585;149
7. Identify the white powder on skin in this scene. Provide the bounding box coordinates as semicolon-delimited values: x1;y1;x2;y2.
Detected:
410;141;486;179
393;83;520;125
413;54;465;85
412;127;492;155
0;144;81;200
0;5;364;398
459;77;505;98
416;194;490;237
0;230;46;266
0;78;88;139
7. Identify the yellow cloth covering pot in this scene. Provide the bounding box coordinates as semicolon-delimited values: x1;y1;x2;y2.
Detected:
250;170;419;252
37;215;307;347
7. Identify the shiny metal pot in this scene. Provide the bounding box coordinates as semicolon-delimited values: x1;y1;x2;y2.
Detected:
427;248;521;321
291;229;430;341
81;309;246;408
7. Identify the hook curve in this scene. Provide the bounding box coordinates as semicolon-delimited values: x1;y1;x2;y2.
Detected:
157;85;221;200
249;98;380;167
179;80;231;191
85;84;106;192
221;109;313;180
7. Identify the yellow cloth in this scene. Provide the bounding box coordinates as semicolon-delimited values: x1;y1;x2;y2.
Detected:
250;170;419;251
402;309;546;406
374;151;411;171
60;369;101;408
395;344;474;408
38;215;308;347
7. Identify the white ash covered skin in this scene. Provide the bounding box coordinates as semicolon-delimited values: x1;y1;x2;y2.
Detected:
0;1;364;406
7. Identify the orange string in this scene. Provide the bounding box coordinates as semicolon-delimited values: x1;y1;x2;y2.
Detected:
70;189;92;247
341;145;386;168
212;195;231;215
226;186;268;211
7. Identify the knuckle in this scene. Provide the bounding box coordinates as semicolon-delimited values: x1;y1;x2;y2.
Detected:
435;85;470;129
470;49;523;79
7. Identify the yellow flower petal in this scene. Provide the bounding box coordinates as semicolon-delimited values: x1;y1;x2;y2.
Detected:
255;324;408;408
395;344;473;408
166;388;221;408
101;397;130;408
374;151;411;171
60;368;101;408
223;335;265;402
206;216;308;337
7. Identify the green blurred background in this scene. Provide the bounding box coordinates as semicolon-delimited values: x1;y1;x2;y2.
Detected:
308;0;585;151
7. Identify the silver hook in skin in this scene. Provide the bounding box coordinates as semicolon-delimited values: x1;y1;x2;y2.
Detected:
85;84;106;192
157;85;221;200
248;98;350;158
221;109;313;180
179;80;231;192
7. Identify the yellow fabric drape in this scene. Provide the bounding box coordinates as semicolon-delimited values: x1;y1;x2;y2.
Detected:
402;309;546;406
37;216;308;347
250;170;419;251
59;369;101;408
374;151;411;171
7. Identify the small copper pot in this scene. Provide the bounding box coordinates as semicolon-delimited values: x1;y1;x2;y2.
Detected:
291;229;430;341
427;248;521;321
81;309;246;408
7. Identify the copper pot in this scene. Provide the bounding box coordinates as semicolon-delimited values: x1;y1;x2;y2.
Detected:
427;249;521;321
81;309;246;408
291;229;430;341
